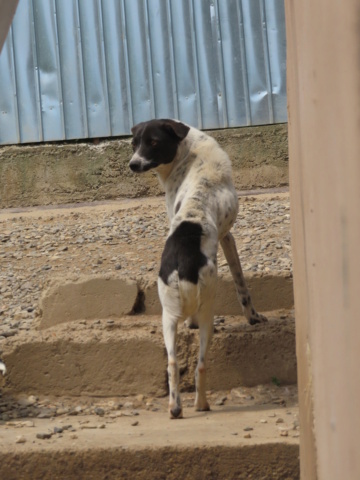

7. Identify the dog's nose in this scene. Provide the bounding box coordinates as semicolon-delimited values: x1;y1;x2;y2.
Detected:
129;159;142;172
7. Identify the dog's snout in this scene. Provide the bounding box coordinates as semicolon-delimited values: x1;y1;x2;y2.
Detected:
129;159;142;172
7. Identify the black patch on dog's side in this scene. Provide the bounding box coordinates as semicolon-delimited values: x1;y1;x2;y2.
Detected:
159;222;208;285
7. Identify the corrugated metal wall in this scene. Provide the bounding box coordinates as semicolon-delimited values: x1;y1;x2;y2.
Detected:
0;0;286;145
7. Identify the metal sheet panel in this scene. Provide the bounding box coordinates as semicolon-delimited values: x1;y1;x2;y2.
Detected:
32;0;65;140
168;0;200;127
78;0;111;138
56;0;88;140
101;0;132;134
264;0;287;123
217;0;250;127
7;0;42;143
0;0;287;145
0;31;19;143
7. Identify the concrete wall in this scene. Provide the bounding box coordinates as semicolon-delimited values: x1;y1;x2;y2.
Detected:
0;124;288;208
285;1;360;479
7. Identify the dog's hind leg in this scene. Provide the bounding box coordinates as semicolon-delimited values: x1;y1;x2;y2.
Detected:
158;278;184;419
184;316;199;329
162;311;183;419
194;310;213;412
220;232;268;325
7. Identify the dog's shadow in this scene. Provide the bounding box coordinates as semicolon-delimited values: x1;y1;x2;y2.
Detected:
181;403;288;421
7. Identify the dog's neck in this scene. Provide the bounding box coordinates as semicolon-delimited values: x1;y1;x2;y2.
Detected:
156;129;199;223
155;128;196;189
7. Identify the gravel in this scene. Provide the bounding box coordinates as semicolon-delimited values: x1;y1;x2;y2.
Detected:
0;383;298;424
0;194;291;341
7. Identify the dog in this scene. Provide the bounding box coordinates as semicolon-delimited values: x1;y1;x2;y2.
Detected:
129;119;267;419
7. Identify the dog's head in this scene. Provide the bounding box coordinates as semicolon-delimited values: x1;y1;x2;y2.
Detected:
129;119;190;173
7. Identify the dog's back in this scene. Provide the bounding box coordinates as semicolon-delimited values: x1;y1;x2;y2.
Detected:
164;127;238;231
157;126;238;320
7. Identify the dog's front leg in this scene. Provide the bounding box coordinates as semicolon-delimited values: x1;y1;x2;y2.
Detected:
220;232;267;325
162;311;183;419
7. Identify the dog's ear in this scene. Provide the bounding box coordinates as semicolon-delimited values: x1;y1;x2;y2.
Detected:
131;122;145;136
161;119;190;140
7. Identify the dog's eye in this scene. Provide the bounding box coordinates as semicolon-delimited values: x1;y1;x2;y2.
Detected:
151;140;158;147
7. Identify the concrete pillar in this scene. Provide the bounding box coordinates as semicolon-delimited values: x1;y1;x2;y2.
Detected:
0;0;19;53
285;1;360;479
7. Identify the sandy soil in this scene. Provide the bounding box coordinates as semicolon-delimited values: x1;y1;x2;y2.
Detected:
0;190;297;478
0;385;299;479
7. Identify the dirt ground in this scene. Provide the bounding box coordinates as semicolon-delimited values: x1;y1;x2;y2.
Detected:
0;191;292;336
0;190;297;477
1;191;295;396
0;384;299;479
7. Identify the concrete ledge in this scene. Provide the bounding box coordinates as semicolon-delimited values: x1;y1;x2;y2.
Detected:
0;124;288;208
38;273;293;328
3;316;296;397
143;273;294;316
0;444;299;480
39;276;139;329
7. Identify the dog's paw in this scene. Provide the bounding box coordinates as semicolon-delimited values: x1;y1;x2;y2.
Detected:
248;312;268;325
195;400;210;412
170;406;183;419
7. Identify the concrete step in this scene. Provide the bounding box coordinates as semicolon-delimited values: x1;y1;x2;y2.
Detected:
0;391;299;480
2;313;296;398
0;191;297;477
38;273;294;329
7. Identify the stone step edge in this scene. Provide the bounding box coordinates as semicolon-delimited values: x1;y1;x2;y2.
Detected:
2;316;296;397
0;443;299;480
39;272;294;329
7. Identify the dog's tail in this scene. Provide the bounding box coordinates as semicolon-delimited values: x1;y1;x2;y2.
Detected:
0;360;6;376
179;280;201;318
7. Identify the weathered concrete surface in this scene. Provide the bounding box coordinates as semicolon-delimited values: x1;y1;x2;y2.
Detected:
0;410;299;480
0;398;300;479
39;276;139;329
143;273;294;316
2;315;296;397
38;273;293;329
0;446;299;480
0;124;288;208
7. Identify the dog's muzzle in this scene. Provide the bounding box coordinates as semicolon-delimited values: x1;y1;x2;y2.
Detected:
129;154;155;173
129;158;143;172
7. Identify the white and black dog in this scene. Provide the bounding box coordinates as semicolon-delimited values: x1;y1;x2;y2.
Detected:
129;119;267;419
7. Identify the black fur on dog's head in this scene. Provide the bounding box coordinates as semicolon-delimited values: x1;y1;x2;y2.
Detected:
129;119;190;173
